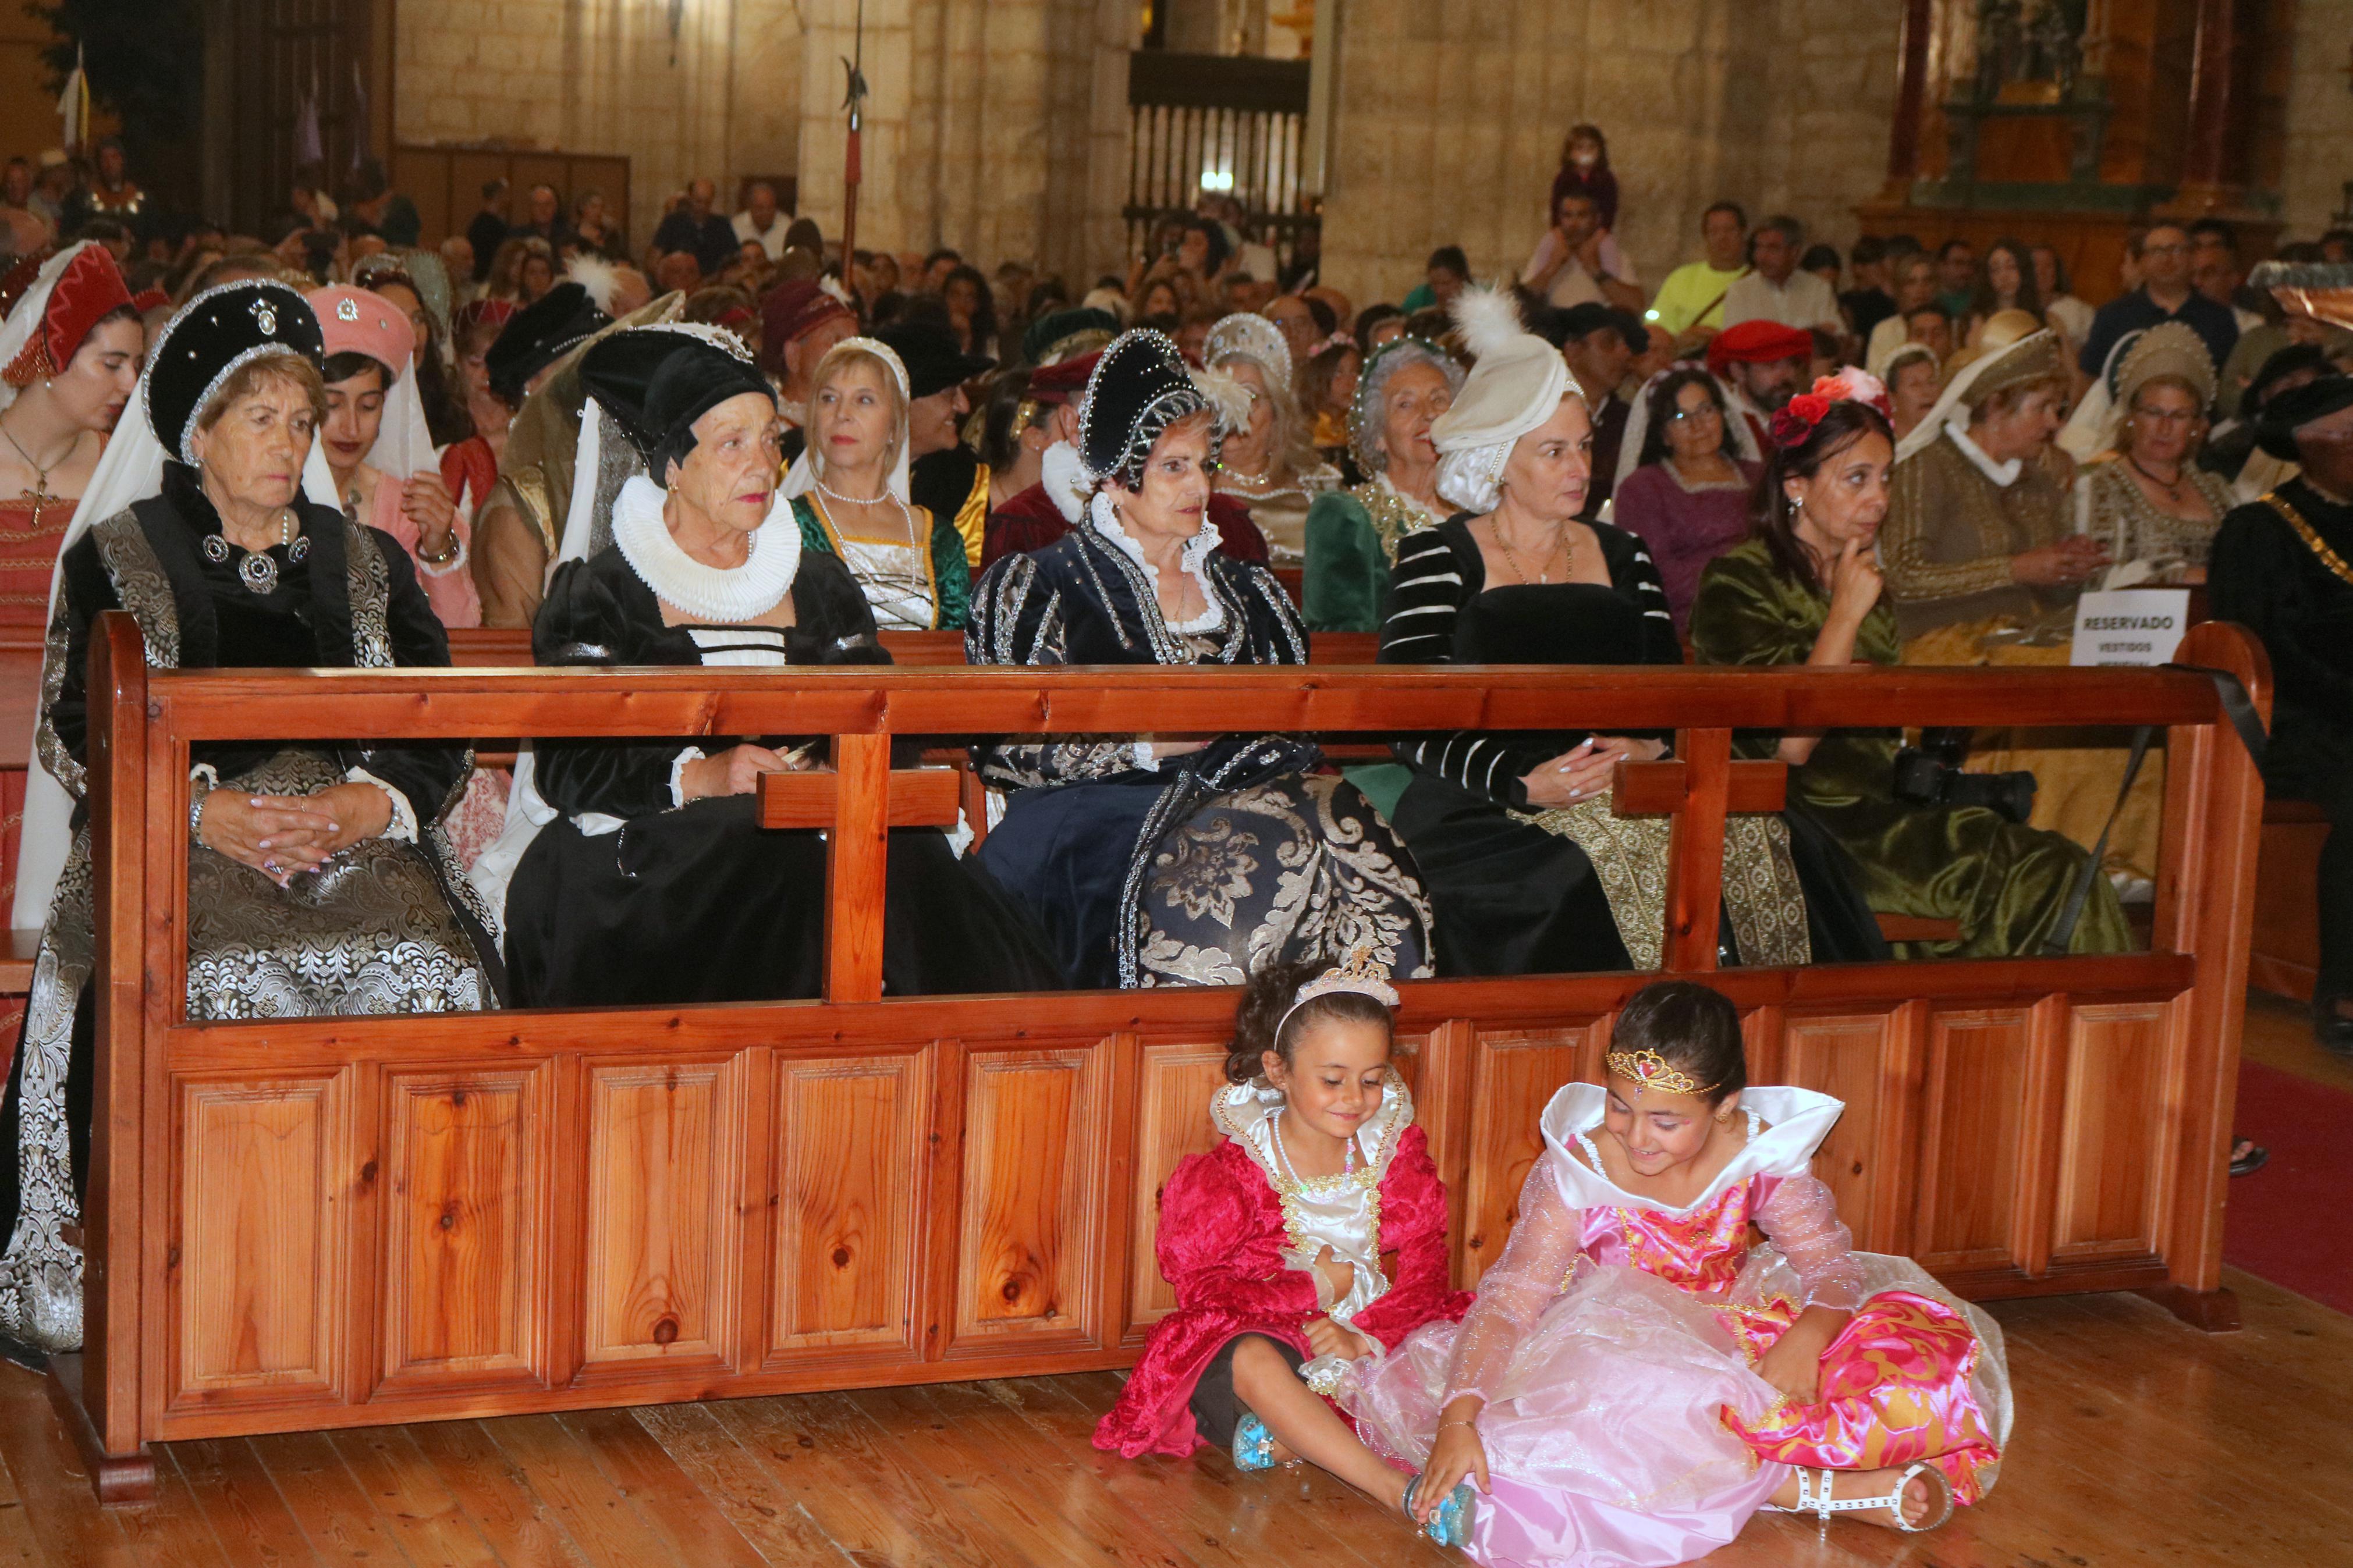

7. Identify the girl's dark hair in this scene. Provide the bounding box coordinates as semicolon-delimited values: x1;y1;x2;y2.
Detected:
1354;303;1403;355
941;262;998;353
1966;237;2044;325
1635;367;1735;470
1225;958;1394;1084
1752;398;1893;595
1558;123;1610;169
1611;980;1745;1104
321;350;391;389
978;367;1035;470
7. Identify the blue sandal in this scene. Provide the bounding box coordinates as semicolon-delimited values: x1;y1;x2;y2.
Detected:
1232;1410;1277;1472
1402;1473;1475;1548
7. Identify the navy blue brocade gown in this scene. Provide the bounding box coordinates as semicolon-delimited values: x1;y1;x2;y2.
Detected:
502;546;1067;1006
966;521;1434;989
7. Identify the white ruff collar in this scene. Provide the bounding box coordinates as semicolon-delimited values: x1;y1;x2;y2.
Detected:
1089;489;1225;634
612;474;801;623
1947;423;2024;488
1539;1083;1844;1216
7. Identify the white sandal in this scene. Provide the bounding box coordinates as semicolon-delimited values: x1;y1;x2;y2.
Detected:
1766;1462;1954;1538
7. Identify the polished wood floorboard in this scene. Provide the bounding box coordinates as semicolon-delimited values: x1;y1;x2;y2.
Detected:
0;1267;2341;1567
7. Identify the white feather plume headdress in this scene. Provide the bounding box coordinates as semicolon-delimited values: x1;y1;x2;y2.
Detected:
566;253;622;314
1189;363;1253;435
1447;283;1532;364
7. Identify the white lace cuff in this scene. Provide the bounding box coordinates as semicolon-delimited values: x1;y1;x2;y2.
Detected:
669;747;707;808
344;767;418;842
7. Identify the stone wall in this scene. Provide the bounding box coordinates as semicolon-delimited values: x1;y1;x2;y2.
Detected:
1315;0;1901;312
394;0;801;248
2282;0;2353;239
794;0;1135;286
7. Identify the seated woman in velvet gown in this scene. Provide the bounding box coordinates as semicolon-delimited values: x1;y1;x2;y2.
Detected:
1688;386;2135;961
1376;290;1882;977
503;326;1066;1005
967;329;1434;989
0;280;497;1367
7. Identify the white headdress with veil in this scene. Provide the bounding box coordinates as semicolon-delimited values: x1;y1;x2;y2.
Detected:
12;282;340;930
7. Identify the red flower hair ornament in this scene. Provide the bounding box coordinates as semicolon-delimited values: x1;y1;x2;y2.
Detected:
1769;369;1892;451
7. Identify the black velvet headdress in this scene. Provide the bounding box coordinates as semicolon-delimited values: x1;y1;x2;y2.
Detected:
2255;372;2353;461
1078;329;1213;488
144;280;324;464
580;325;772;478
485;282;609;404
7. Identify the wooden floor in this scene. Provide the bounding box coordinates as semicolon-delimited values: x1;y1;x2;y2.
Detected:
0;1268;2341;1567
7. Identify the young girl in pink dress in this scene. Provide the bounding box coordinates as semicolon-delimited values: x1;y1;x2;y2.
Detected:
1348;979;2009;1565
1094;956;1478;1543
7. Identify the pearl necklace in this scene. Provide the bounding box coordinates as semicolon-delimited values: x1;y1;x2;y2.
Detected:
813;474;917;542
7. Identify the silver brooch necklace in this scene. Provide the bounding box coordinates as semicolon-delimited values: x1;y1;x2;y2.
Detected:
203;506;308;594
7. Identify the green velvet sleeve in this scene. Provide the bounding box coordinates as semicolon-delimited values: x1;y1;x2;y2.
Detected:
1688;542;1903;797
793;495;834;557
928;504;973;630
1302;491;1386;633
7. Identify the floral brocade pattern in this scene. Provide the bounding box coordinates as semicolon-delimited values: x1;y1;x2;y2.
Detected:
1517;796;1809;969
1135;773;1434;987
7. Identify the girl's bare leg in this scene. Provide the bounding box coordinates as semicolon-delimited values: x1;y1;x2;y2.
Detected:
1230;1336;1411;1512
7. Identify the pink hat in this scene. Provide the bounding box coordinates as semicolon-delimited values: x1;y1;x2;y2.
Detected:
305;285;414;379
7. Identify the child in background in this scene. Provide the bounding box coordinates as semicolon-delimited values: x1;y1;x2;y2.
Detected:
1092;955;1477;1544
1349;980;2010;1566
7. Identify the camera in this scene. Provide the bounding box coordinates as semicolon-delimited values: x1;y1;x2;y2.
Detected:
1891;727;2038;824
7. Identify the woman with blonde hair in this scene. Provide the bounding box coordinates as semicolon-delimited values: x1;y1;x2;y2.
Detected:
1205;312;1339;564
2072;322;2231;582
780;333;972;629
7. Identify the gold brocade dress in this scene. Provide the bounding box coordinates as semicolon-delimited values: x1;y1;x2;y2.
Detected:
1689;538;2134;959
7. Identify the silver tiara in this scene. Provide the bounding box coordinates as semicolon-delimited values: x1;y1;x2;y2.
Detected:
1275;947;1400;1041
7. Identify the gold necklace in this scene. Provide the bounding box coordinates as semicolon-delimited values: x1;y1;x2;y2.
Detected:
0;411;73;525
1495;520;1570;584
2262;490;2353;588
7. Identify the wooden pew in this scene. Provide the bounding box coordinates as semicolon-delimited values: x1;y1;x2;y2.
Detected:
47;613;2268;1501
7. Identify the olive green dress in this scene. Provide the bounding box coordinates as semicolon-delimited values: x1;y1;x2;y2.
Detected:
1688;539;2132;959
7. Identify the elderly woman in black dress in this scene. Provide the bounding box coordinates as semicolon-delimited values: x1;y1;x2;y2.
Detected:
503;325;1064;1005
0;280;496;1366
967;329;1433;989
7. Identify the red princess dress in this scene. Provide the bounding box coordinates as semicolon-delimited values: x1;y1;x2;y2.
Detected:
1094;1070;1472;1459
1344;1085;2010;1568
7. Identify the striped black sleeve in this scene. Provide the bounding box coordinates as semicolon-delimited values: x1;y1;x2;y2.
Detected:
1376;526;1550;808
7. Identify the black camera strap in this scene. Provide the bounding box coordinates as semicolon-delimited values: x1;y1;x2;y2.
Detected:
2039;664;2269;956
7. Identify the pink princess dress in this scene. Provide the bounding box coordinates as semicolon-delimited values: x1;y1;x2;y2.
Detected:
1342;1085;2010;1568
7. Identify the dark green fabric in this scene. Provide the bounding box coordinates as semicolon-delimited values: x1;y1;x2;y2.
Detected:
1688;539;2132;959
1303;490;1386;632
792;494;972;631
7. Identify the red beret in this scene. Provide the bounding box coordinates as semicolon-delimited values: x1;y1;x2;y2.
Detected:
1026;348;1102;406
1707;320;1815;376
760;279;853;367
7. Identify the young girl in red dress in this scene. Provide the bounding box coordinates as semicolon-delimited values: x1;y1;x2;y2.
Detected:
1093;955;1478;1543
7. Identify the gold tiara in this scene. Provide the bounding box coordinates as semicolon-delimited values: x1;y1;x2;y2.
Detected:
1276;945;1399;1040
1606;1048;1718;1097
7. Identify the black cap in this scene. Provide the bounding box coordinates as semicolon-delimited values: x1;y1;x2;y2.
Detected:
872;319;995;400
1077;328;1211;486
580;325;773;478
145;280;324;464
485;282;609;404
2256;372;2353;460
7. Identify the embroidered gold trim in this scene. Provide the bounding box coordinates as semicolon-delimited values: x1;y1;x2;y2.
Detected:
2262;490;2353;588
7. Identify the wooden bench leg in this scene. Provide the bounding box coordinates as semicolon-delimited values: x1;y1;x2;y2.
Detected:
2138;1283;2242;1334
43;1353;154;1504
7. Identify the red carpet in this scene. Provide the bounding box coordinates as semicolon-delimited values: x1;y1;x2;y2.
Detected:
2223;1059;2353;1314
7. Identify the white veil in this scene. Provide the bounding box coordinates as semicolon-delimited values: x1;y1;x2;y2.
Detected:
2055;329;2140;465
11;364;342;930
1613;364;1765;491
